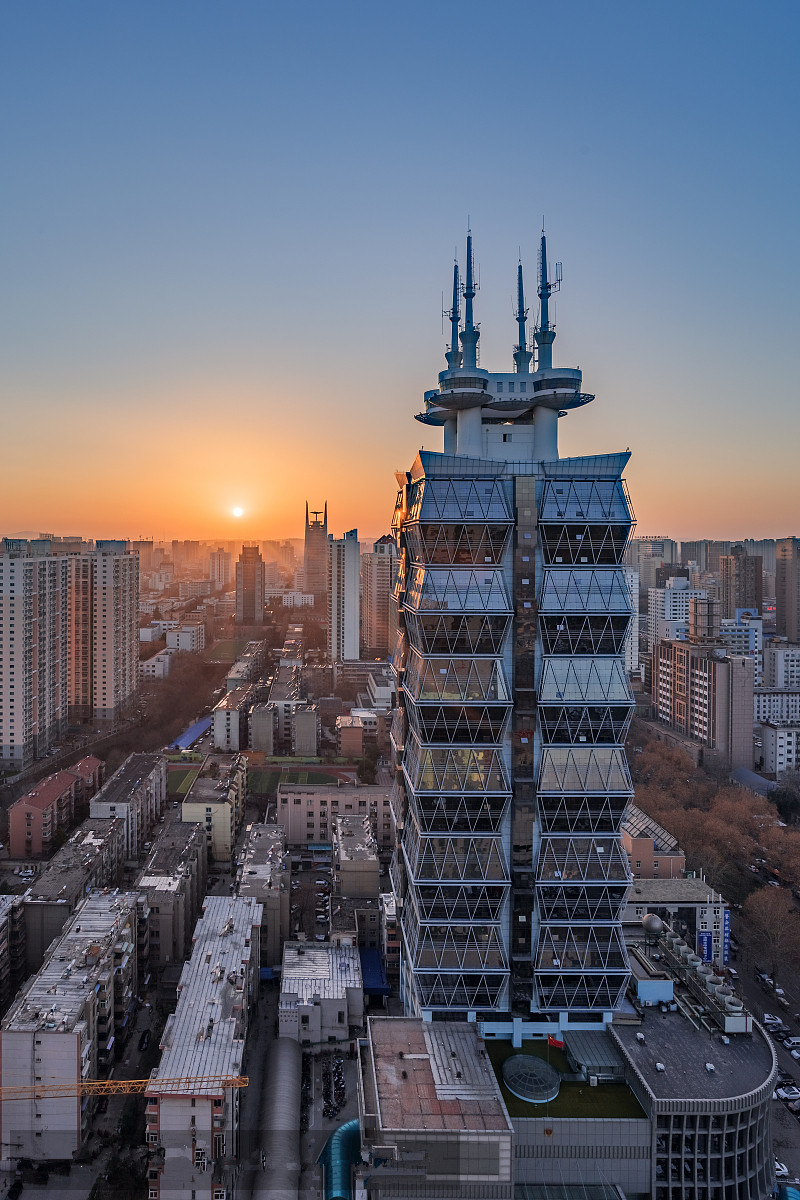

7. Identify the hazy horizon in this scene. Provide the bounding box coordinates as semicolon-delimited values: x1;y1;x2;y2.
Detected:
2;2;798;540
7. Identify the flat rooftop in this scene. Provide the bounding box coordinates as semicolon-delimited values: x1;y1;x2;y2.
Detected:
280;942;361;1004
335;814;378;862
367;1017;512;1134
237;824;289;899
94;752;162;807
214;686;254;712
329;895;380;933
137;810;204;889
4;891;138;1033
24;818;119;902
626;878;727;906
613;1009;775;1101
149;896;262;1086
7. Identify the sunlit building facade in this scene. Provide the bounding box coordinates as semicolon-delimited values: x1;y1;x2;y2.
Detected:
390;234;635;1031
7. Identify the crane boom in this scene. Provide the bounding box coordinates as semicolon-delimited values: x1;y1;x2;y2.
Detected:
0;1074;248;1101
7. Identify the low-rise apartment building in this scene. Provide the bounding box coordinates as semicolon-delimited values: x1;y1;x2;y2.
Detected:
145;896;262;1200
0;891;139;1167
277;784;393;851
135;810;208;970
165;623;205;653
235;824;290;969
334;814;380;898
7;755;106;859
278;942;363;1046
90;752;166;860
182;755;247;864
762;720;800;777
212;687;254;752
23;817;126;973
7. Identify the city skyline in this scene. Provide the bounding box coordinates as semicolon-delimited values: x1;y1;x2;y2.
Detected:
1;3;798;541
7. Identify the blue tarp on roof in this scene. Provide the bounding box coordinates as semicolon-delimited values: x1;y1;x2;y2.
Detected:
171;716;212;750
359;948;391;996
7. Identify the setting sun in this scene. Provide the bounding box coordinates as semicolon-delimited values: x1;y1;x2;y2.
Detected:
232;507;244;518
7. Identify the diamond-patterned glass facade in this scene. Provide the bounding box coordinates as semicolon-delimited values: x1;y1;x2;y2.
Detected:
391;453;635;1022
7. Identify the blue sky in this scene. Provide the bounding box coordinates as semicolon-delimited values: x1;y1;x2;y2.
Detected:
1;1;798;539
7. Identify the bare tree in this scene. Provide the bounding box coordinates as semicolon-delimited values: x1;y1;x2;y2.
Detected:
742;885;800;985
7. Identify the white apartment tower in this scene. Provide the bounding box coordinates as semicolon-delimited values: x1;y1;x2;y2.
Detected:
328;529;360;662
361;535;398;656
209;546;232;589
70;541;139;724
391;234;635;1031
0;541;70;771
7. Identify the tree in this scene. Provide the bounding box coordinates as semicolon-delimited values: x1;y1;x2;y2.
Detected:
742;886;800;985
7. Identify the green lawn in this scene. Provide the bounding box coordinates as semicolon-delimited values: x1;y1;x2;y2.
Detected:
167;767;201;795
202;638;247;663
247;767;342;795
485;1038;646;1120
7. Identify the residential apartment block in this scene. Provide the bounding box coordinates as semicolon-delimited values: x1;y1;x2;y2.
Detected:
90;752;167;860
182;755;247;863
0;891;139;1166
762;720;800;777
136;809;208;969
777;537;800;642
328;530;360;662
276;783;394;850
235;823;290;969
0;545;70;770
8;755;105;858
69;541;139;725
145;896;262;1200
360;534;398;656
655;641;754;769
23;817;126;973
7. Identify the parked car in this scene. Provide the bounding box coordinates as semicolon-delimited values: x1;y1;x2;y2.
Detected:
784;1038;800;1050
776;1085;800;1101
138;1029;151;1052
775;1160;789;1179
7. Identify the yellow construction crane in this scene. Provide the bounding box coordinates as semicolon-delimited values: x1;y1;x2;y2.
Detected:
0;1074;248;1101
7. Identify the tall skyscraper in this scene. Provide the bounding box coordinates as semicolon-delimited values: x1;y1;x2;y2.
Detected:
0;542;70;770
235;544;265;625
304;502;328;601
777;537;800;642
719;544;762;618
390;234;635;1028
69;541;139;725
328;530;360;662
361;534;398;657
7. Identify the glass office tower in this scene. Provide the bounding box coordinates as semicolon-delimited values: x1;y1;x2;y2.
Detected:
390;234;635;1029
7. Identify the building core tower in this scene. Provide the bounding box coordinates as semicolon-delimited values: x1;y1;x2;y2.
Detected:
390;232;635;1034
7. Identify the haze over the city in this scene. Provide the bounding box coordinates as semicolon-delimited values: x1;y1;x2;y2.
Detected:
1;0;798;540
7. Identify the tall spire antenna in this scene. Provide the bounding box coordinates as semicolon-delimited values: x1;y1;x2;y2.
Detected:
459;229;480;369
444;259;462;369
513;259;532;373
535;227;560;372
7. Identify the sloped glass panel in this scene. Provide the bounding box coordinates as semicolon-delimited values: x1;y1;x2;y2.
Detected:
538;747;633;794
539;569;633;614
539;479;632;523
539;657;633;704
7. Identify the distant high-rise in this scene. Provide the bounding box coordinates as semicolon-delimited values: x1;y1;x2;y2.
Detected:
304;502;328;601
209;546;232;589
235;544;265;625
69;541;139;725
361;535;398;657
328;530;360;662
777;537;800;642
719;544;762;618
0;543;70;770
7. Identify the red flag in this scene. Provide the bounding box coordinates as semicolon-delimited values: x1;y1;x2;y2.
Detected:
548;1034;564;1049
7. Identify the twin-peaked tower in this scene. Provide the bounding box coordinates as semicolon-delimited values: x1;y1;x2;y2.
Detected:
390;232;636;1034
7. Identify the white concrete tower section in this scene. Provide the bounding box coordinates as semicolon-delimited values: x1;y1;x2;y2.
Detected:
417;230;593;464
